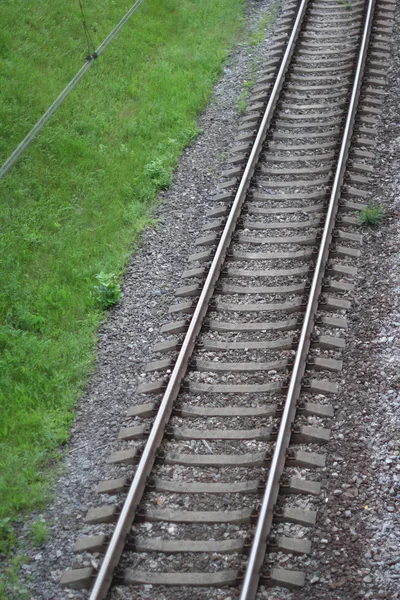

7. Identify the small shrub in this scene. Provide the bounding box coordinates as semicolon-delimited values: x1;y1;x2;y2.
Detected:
359;203;384;227
237;95;248;114
0;518;16;554
144;159;172;190
338;0;353;9
179;127;202;146
29;520;48;546
93;272;121;309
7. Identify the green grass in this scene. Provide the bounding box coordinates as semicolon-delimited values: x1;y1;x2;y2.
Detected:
338;0;353;9
359;203;384;227
0;0;245;550
249;2;279;46
28;519;48;547
237;1;279;114
237;82;255;114
0;554;30;600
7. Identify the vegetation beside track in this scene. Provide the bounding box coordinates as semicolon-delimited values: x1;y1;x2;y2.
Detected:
0;0;245;555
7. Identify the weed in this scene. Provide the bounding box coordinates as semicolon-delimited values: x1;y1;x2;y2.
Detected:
144;159;172;191
237;90;248;114
179;127;202;146
29;519;48;546
359;203;384;227
0;519;16;555
0;555;30;600
249;3;278;46
237;80;256;115
93;273;122;309
338;0;353;9
217;151;227;162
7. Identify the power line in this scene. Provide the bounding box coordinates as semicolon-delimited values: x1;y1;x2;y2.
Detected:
78;0;96;60
0;0;145;179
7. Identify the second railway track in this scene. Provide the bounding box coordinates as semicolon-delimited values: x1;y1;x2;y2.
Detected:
61;0;395;597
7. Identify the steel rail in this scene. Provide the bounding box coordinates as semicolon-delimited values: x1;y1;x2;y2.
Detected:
239;0;376;597
88;0;309;597
0;0;145;179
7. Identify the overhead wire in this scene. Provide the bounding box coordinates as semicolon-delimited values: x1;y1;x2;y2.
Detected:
0;0;146;179
78;0;96;60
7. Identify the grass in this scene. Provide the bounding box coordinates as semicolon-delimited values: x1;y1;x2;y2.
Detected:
0;554;30;600
28;520;48;547
359;203;384;227
237;80;255;114
0;0;245;560
338;0;353;10
237;1;279;114
0;519;17;555
249;2;279;46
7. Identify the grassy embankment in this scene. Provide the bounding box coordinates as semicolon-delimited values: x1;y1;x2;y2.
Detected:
0;0;245;556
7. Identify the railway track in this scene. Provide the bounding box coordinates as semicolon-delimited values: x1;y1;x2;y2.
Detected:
60;0;394;597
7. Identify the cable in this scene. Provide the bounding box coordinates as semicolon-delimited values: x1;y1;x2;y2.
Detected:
78;0;96;60
0;0;145;179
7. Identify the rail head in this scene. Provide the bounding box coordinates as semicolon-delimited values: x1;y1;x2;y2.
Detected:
239;0;377;598
87;0;309;597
